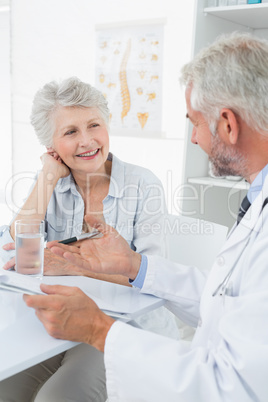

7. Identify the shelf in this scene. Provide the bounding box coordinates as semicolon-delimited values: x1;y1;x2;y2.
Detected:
204;4;268;29
188;176;249;190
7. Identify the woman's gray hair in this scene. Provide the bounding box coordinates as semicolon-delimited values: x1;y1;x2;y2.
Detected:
180;32;268;135
30;77;110;147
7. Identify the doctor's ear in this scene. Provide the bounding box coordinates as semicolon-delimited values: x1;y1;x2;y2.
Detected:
219;108;239;145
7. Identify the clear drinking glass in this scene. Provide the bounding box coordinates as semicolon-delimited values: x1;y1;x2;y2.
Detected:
15;220;44;278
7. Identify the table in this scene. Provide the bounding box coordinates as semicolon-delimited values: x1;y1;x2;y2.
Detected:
0;274;164;381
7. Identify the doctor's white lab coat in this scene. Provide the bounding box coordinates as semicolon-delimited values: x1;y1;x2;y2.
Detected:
104;176;268;402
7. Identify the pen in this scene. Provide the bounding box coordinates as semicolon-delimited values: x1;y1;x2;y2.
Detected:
59;231;100;245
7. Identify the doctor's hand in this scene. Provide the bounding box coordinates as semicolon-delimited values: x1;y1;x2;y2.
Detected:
47;215;141;281
23;284;115;352
44;248;131;286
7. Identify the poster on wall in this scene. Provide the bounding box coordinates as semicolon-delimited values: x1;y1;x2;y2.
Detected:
95;20;164;137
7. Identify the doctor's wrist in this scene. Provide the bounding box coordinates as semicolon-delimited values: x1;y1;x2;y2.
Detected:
89;311;115;353
128;251;142;281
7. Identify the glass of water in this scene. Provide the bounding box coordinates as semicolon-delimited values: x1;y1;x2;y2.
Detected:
15;220;45;278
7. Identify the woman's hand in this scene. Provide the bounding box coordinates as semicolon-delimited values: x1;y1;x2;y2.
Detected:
2;242;15;270
41;148;70;179
44;248;86;276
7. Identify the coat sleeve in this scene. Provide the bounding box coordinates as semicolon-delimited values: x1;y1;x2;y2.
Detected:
104;290;268;402
105;304;267;402
104;225;268;402
142;255;207;327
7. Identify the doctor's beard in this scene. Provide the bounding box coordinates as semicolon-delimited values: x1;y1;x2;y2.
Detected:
209;131;248;178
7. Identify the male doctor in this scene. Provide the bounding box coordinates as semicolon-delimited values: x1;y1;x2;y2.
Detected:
24;32;268;401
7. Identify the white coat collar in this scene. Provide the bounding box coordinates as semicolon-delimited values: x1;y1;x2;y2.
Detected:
220;174;268;254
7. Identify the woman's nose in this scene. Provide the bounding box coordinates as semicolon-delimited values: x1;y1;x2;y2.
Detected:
78;130;92;147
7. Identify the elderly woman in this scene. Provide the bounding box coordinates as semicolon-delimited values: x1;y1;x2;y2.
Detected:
0;77;178;402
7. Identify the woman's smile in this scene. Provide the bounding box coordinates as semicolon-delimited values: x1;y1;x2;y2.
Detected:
76;148;100;159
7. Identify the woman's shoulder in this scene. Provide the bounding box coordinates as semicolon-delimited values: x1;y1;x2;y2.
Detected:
112;153;162;186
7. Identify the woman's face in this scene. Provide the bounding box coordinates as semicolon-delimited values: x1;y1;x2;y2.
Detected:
52;106;109;175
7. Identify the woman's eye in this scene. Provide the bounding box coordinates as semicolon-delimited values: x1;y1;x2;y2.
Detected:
65;130;76;135
90;123;99;128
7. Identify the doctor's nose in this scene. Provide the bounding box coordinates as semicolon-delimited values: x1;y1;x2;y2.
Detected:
191;127;198;145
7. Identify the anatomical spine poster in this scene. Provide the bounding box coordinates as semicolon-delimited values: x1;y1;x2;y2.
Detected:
95;21;164;136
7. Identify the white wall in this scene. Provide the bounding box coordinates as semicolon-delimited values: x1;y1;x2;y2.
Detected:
0;8;12;222
8;0;195;216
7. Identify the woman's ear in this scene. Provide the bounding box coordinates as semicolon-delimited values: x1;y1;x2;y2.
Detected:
46;146;56;152
219;108;239;145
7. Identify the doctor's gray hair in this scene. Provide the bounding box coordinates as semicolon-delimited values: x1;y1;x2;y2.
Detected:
30;77;110;147
180;32;268;135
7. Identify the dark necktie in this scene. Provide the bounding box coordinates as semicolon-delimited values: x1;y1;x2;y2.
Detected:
237;195;251;225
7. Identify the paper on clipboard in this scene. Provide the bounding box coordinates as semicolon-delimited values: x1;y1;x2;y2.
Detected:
0;270;164;320
0;273;44;295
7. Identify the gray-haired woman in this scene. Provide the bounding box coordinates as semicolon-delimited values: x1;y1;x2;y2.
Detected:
0;77;179;402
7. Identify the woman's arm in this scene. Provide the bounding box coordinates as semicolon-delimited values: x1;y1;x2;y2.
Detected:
10;150;70;240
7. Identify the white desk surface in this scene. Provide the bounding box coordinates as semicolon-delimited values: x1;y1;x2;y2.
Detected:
0;274;164;381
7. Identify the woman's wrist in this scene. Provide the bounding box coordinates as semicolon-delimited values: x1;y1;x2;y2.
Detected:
41;165;62;183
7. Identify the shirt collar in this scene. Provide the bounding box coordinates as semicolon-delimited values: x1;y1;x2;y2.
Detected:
107;152;125;198
247;163;268;204
55;152;125;199
56;173;78;195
